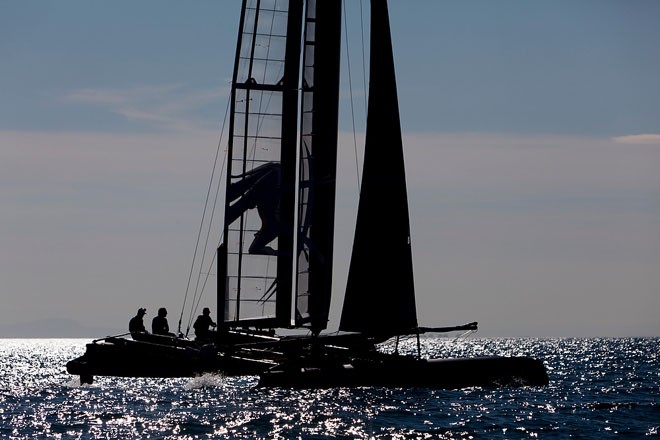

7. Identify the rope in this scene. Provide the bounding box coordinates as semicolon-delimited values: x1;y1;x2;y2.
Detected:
185;106;229;334
343;0;362;190
359;0;368;112
178;94;231;335
185;134;229;338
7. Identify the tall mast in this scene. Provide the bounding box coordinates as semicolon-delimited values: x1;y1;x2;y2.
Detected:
295;0;342;334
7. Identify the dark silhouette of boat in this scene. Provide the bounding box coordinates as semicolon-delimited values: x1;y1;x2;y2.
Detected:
67;0;548;388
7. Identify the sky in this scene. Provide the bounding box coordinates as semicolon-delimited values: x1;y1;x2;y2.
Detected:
1;1;659;338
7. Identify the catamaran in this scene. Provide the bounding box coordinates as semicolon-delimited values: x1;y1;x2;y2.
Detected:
67;0;548;388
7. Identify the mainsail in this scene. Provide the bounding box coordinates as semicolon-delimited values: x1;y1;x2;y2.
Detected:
219;0;341;332
340;0;418;336
219;0;304;329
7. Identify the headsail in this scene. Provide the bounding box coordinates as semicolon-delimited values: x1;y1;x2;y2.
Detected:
340;0;418;336
219;0;304;329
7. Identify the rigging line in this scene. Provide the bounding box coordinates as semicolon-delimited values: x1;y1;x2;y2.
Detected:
179;93;231;335
191;246;218;330
186;116;229;334
343;0;361;191
189;215;231;334
186;133;230;335
187;88;235;326
186;152;229;337
359;0;368;113
186;239;221;337
452;329;477;342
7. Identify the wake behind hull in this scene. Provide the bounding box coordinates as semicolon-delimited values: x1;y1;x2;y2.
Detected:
258;356;549;389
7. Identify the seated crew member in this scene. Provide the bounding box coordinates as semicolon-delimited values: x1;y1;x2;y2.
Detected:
152;307;176;337
129;308;148;335
193;307;217;342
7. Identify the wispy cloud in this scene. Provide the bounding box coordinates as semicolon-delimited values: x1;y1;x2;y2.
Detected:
612;134;660;145
63;83;228;132
65;84;185;105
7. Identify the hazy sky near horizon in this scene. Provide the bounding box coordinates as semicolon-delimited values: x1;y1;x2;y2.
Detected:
2;1;659;337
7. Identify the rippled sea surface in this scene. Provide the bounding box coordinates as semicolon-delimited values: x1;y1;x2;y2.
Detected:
1;338;658;439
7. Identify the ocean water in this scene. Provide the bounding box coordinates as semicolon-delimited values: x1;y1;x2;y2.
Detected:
0;338;657;439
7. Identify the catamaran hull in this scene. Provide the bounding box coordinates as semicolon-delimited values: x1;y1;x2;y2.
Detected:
257;356;549;389
66;338;272;383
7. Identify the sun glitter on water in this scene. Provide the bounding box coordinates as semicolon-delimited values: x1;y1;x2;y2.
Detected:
2;338;659;438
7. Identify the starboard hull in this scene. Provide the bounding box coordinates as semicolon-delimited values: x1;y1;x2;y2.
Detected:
257;356;549;389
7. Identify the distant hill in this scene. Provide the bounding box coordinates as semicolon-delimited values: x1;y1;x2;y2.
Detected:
0;318;123;338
